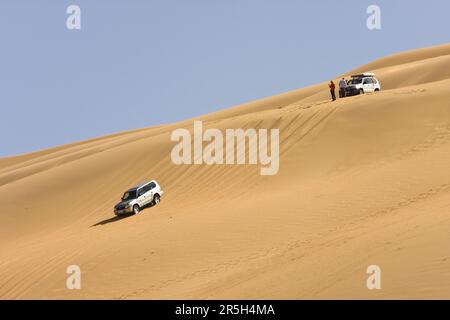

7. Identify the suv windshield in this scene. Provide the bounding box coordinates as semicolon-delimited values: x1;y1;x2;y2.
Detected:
348;78;363;85
122;190;137;201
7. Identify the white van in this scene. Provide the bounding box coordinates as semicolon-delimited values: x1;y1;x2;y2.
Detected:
346;73;381;96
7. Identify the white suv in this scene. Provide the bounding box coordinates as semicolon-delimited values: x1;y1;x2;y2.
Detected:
346;73;381;96
114;180;164;215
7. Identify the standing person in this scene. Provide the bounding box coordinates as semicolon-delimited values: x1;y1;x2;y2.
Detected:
339;77;347;98
329;81;336;101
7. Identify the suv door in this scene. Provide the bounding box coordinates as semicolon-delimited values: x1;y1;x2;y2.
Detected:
141;183;154;206
364;78;375;92
137;188;146;206
150;182;158;193
146;182;156;204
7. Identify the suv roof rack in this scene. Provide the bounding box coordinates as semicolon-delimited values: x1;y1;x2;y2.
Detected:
351;72;375;78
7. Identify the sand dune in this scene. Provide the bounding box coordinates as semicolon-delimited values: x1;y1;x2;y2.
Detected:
1;43;450;299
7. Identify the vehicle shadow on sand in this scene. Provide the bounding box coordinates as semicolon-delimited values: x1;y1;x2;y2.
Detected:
91;213;133;226
91;203;157;227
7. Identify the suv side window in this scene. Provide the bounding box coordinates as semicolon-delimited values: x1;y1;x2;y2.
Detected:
137;188;145;197
149;182;156;190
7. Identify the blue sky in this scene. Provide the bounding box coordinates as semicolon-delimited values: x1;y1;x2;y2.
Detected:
1;0;449;156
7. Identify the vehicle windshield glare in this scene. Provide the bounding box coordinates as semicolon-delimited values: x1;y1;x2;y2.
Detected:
122;190;137;201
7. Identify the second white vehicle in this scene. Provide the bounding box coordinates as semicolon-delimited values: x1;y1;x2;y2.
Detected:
346;73;381;96
114;180;164;215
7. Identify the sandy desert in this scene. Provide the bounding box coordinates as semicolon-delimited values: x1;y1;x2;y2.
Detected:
1;43;450;299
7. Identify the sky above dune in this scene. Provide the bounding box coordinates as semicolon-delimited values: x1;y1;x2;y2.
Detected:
1;0;449;156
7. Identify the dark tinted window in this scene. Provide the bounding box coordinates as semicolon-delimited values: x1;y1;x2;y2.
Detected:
349;78;362;85
122;190;137;200
140;183;154;193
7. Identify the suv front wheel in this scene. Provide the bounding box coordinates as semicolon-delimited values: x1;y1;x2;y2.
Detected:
133;204;140;214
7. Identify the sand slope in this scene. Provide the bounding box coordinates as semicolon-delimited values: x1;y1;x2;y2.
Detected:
1;43;450;299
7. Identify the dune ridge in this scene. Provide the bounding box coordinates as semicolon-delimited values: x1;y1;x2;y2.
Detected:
1;43;450;299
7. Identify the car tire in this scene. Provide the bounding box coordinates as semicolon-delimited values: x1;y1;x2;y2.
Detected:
133;204;140;215
374;88;380;92
153;194;161;205
359;89;364;95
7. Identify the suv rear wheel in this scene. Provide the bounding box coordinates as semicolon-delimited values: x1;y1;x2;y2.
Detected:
153;194;161;205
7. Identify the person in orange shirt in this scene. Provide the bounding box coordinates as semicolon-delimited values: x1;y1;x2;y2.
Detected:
329;81;336;101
